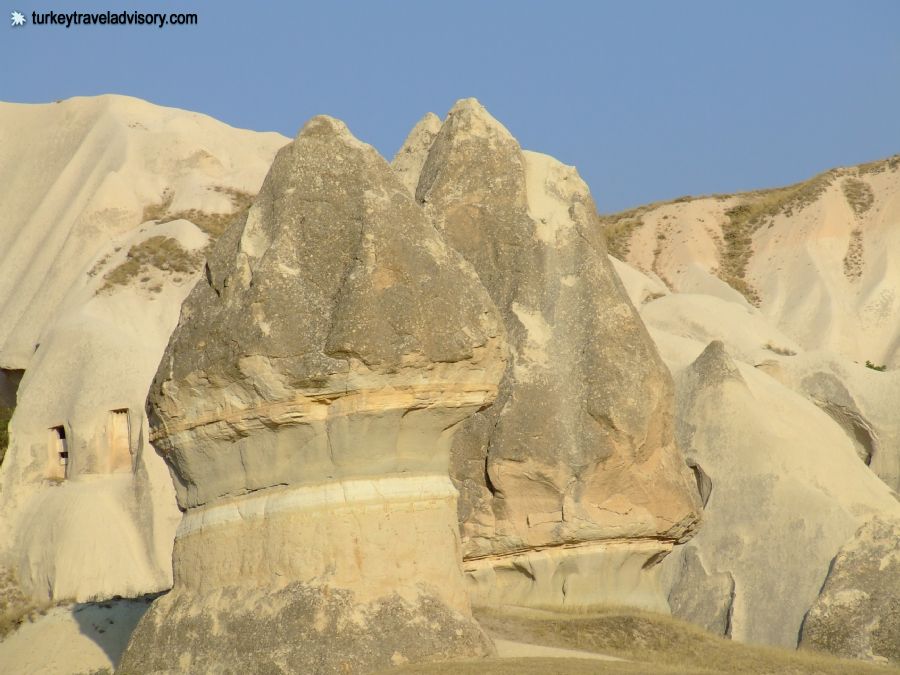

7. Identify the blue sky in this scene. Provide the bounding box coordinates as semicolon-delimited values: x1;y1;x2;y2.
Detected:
3;1;899;212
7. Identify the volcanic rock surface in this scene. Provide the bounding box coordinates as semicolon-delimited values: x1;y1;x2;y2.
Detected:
400;99;702;611
801;516;900;665
120;115;507;673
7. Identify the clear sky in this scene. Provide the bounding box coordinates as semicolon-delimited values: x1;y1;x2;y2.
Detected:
3;1;899;212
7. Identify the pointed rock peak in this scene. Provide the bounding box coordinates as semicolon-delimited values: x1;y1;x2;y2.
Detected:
415;99;523;204
392;113;443;194
294;114;374;155
442;97;516;142
297;114;349;138
689;340;746;388
412;112;442;136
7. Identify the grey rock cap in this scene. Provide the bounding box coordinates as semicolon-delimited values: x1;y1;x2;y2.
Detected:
148;114;506;509
123;114;507;673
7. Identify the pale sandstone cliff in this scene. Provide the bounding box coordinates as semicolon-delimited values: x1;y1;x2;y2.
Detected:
612;259;900;650
602;157;900;369
0;96;287;604
0;95;287;370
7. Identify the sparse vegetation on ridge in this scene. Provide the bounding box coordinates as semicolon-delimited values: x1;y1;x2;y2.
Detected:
865;360;887;372
599;214;644;259
100;236;202;292
844;228;865;280
599;154;898;307
857;154;900;176
718;169;838;306
842;178;875;216
143;185;255;239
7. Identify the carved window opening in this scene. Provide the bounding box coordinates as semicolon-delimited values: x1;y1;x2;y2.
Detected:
48;425;68;480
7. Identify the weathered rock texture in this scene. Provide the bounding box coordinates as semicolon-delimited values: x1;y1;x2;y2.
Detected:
666;546;734;636
664;339;900;647
801;517;900;665
392;112;442;195
402;99;701;611
120;116;506;673
0;95;286;604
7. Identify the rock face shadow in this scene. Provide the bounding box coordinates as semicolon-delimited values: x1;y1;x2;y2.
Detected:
71;597;155;667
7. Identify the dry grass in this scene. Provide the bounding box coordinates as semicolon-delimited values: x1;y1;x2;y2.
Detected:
844;228;865;281
598;162;869;306
842;178;875;216
857;154;900;176
143;185;254;239
0;568;51;640
717;169;837;305
383;606;898;675
100;236;202;292
763;342;797;357
600;215;644;260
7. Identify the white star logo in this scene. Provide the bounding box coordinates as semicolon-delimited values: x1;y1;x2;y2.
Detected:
11;11;26;27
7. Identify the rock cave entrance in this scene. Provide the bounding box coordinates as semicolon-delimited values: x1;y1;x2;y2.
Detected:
0;368;24;408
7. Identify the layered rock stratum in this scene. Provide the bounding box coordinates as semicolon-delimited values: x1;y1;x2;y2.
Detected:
119;115;508;673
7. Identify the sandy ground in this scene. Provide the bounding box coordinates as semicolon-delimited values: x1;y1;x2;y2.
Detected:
0;599;151;674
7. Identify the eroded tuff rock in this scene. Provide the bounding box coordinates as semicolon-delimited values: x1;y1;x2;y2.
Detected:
664;339;900;647
392;112;441;195
666;545;734;636
403;99;701;610
801;517;900;665
119;116;506;673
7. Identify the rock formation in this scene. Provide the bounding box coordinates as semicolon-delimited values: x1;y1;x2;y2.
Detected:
0;95;287;371
0;96;286;603
800;516;900;665
601;156;900;368
397;100;702;611
119;115;507;673
663;336;900;647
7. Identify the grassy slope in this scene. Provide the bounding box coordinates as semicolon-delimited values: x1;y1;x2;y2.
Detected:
382;606;898;675
597;153;900;305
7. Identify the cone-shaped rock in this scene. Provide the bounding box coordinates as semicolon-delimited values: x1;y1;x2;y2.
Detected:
119;115;506;673
665;340;900;646
392;112;442;195
414;99;702;610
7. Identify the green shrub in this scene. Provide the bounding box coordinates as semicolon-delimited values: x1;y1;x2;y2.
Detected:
865;360;887;372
